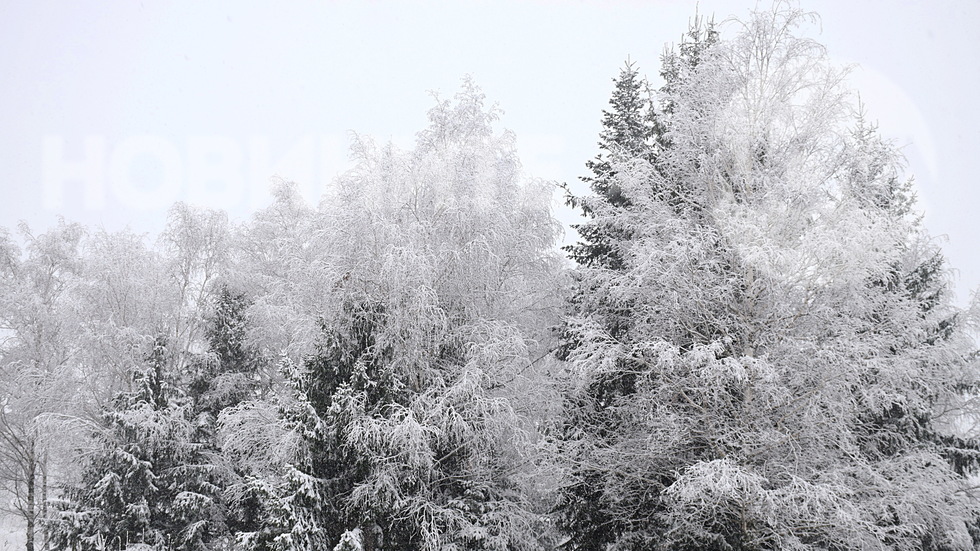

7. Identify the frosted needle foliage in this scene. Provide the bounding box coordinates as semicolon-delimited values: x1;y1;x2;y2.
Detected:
554;4;980;550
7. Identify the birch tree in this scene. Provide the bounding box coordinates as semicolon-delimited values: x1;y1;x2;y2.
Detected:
222;79;563;551
161;203;231;370
73;228;178;414
0;220;84;551
226;180;318;366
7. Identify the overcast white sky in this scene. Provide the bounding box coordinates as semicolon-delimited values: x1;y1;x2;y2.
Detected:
1;0;978;304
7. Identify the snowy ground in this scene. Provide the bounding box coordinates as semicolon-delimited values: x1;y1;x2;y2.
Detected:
0;520;25;549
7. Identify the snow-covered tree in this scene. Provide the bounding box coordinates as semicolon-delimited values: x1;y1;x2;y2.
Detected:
53;338;229;551
187;285;265;420
226;180;321;367
554;4;980;550
223;78;563;551
566;16;718;272
73;228;179;413
565;61;653;271
555;15;718;550
161;203;231;371
0;220;85;551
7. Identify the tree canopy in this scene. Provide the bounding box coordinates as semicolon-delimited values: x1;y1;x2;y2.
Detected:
555;4;980;550
1;4;978;551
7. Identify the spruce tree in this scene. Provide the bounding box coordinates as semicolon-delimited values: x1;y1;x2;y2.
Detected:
54;339;226;550
555;15;719;551
184;286;270;544
566;14;718;271
554;5;980;550
565;60;653;270
250;300;392;550
187;285;263;427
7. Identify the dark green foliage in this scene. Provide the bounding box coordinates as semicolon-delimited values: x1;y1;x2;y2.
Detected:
300;301;402;414
553;5;979;539
54;289;271;550
564;13;719;268
851;114;980;501
188;286;264;421
248;299;398;550
564;60;653;270
188;286;269;543
554;16;719;551
858;244;980;548
52;338;225;551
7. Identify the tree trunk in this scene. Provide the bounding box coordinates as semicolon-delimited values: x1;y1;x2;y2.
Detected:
25;448;35;551
41;451;49;551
